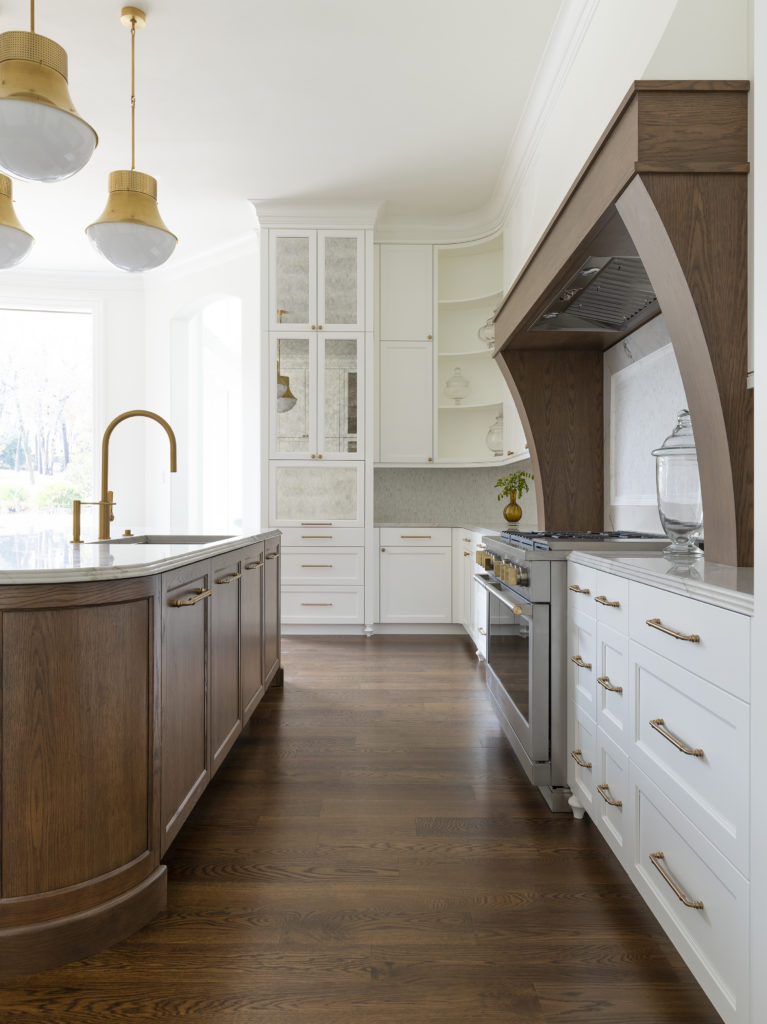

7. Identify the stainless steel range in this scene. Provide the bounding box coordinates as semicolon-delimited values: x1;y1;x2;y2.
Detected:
476;529;667;812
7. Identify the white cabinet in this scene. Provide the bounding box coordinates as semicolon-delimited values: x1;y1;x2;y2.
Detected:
379;543;452;624
269;229;365;332
452;530;474;629
566;556;752;1024
269;461;365;527
270;333;364;459
379;244;433;341
378;340;433;462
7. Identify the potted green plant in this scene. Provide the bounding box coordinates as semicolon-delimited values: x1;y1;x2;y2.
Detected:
495;470;533;524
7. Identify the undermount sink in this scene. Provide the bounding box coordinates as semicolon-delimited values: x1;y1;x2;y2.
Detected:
90;534;234;545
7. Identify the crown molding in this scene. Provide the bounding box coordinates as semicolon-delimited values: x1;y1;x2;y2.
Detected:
250;199;383;229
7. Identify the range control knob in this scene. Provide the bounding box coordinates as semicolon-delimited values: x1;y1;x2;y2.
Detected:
507;565;529;587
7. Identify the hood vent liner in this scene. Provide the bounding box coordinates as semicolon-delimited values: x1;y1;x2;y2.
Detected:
530;256;658;332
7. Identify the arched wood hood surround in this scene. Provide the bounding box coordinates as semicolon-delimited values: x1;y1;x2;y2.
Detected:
493;81;751;567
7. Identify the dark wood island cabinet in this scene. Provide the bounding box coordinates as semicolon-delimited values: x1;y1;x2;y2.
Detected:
0;531;281;977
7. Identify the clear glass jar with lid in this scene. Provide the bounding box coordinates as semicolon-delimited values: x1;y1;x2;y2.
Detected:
651;409;703;557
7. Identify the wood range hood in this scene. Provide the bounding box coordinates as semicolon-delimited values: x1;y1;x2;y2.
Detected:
493;81;751;567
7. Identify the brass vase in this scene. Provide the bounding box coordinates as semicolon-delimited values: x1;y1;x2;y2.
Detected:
503;490;522;523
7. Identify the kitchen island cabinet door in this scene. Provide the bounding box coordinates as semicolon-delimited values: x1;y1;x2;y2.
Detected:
161;560;212;852
241;543;265;721
263;536;282;685
210;553;243;774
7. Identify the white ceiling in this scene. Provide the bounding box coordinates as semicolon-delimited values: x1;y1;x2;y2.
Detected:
3;0;563;274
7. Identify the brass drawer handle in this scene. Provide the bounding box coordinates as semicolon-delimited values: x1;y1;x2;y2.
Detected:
650;852;704;909
595;595;620;608
463;537;471;542
301;535;333;538
301;522;332;526
569;584;590;595
301;602;333;606
571;748;592;769
171;587;212;607
571;655;592;670
463;551;471;557
401;535;432;539
215;571;242;584
596;783;622;808
301;564;333;568
646;618;700;643
244;560;263;569
597;675;623;694
265;552;279;559
650;718;704;757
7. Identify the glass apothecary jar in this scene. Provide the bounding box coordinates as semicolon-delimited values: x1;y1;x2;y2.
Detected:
444;366;470;405
651;409;703;557
485;412;503;456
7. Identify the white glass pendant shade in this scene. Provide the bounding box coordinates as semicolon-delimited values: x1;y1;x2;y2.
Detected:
0;32;97;182
86;170;177;272
0;174;34;268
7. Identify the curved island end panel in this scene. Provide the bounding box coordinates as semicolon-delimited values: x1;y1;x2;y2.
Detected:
0;531;281;977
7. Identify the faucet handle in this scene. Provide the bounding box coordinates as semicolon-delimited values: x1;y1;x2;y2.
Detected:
107;490;115;522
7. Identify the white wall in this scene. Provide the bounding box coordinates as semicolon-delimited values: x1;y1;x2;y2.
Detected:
0;271;148;535
142;240;261;532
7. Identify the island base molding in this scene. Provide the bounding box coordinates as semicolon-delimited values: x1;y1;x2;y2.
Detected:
0;867;167;978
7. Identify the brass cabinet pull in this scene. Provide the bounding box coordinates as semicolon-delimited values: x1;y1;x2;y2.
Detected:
650;851;704;909
427;457;433;462
569;584;590;595
597;675;623;694
463;551;471;557
650;718;704;757
301;534;332;539
265;552;279;559
571;748;592;769
301;522;332;526
301;602;332;606
646;617;700;643
571;655;592;670
244;561;263;570
318;325;323;330
401;535;432;539
427;333;432;340
596;783;622;807
507;450;513;455
171;587;212;607
311;454;316;458
215;571;242;584
595;595;620;608
318;454;323;459
463;537;471;542
301;564;333;568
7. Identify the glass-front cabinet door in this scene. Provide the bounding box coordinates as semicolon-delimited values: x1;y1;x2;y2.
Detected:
319;335;364;459
270;334;315;458
269;230;316;331
318;230;364;331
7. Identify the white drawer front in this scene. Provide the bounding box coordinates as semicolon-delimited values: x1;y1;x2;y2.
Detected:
282;586;364;624
282;548;364;586
596;622;629;754
594;570;629;634
568;608;597;718
569;701;596;814
594;727;630;867
630;642;749;874
567;562;596;616
631;765;748;1024
280;527;365;547
379;527;452;547
629;581;750;700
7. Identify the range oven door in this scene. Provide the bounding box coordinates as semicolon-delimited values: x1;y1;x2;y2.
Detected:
480;578;550;766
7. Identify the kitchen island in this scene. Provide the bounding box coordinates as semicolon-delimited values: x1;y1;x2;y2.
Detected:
0;530;281;977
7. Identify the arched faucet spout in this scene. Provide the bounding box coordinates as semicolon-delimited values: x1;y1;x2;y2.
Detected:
98;410;178;540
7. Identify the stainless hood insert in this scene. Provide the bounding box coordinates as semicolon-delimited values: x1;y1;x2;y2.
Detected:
530;256;658;332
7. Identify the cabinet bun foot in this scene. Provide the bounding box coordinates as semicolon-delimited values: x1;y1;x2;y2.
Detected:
568;794;586;820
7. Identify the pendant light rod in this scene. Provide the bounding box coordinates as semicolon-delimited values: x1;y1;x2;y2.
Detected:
30;0;34;33
130;13;135;170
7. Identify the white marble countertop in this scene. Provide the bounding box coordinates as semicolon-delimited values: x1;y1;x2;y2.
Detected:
0;529;281;584
569;550;754;616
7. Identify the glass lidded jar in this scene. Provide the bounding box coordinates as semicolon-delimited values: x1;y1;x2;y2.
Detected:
444;366;470;405
485;412;503;456
651;409;703;557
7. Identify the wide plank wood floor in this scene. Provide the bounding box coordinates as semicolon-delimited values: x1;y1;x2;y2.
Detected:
0;636;722;1023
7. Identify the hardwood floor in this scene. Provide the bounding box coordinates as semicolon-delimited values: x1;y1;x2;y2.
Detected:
0;636;722;1023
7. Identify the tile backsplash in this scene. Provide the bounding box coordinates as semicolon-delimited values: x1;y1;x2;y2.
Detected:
374;461;536;528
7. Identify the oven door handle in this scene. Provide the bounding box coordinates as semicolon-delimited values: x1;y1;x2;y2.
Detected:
475;574;533;619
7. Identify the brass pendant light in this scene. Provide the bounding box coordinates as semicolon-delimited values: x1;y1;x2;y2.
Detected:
86;7;177;272
276;339;297;414
0;0;98;182
0;174;34;268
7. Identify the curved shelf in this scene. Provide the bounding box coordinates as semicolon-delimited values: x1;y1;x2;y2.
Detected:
438;348;494;358
438;400;503;411
438;289;503;309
